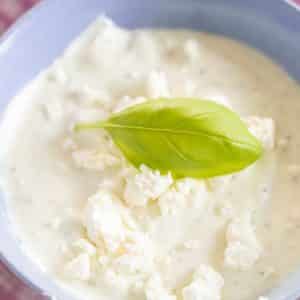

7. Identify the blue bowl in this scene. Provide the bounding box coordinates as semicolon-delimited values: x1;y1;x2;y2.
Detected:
0;1;299;299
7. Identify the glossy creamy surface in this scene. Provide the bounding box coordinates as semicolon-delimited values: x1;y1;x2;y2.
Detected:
1;18;300;300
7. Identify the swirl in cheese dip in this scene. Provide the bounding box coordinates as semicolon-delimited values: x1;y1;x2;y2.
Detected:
1;18;300;300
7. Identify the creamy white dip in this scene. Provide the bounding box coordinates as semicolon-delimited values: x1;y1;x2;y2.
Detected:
1;18;300;300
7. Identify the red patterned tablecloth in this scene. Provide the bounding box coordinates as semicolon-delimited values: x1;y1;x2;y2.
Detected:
0;0;40;33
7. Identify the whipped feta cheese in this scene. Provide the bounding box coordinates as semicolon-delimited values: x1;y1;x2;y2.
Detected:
182;265;224;300
102;269;129;291
183;239;201;250
184;39;201;61
72;149;120;170
245;117;275;150
145;275;176;300
71;238;97;256
123;231;155;257
84;190;126;252
158;178;208;215
113;253;154;276
64;253;91;281
124;165;173;207
224;214;262;270
2;17;300;300
147;70;170;98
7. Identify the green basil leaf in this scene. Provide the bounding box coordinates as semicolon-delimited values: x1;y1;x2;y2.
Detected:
75;98;263;179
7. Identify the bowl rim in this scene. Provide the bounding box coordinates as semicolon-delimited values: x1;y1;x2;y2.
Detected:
0;0;56;296
0;1;299;300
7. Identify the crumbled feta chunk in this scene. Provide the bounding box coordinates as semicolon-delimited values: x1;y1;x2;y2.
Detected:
124;165;173;207
145;275;176;300
72;149;119;171
84;190;126;252
158;178;208;215
225;242;260;270
92;18;129;66
113;253;154;275
110;232;155;276
176;179;209;209
224;214;262;270
245;117;275;150
182;265;224;300
184;39;200;60
113;96;146;113
64;253;91;281
147;71;170;98
158;186;186;215
72;238;96;256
